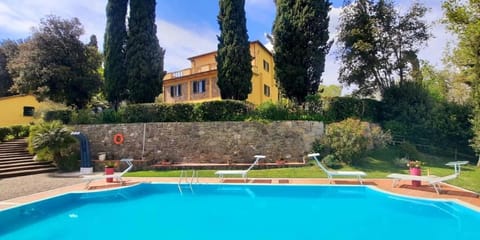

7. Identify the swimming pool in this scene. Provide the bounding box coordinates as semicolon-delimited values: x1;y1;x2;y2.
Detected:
1;183;479;240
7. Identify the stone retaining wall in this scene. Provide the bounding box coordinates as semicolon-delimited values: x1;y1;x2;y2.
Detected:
74;121;323;168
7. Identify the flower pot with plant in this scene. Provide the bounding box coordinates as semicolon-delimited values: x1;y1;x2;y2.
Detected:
276;158;286;165
407;160;423;186
104;161;116;182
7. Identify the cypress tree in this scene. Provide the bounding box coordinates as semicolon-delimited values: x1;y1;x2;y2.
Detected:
273;0;332;104
126;0;166;103
104;0;128;109
216;0;252;100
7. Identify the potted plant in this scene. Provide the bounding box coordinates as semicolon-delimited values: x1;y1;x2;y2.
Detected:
104;161;116;182
407;160;423;186
98;152;107;161
276;158;286;165
161;159;172;165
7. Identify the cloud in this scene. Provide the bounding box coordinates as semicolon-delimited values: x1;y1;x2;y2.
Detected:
0;0;106;45
0;0;218;72
156;20;218;71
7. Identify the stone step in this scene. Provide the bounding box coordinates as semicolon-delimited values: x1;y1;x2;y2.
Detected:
0;163;55;173
0;160;53;169
0;140;27;146
0;147;28;151
0;148;28;155
0;158;35;165
0;143;28;148
0;167;57;179
0;153;33;158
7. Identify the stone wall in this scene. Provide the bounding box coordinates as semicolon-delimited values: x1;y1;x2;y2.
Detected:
73;121;323;167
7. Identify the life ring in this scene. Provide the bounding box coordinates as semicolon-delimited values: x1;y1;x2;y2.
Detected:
113;133;124;145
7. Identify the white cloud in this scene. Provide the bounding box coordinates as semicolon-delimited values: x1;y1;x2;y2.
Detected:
156;19;218;71
0;0;218;72
0;0;106;45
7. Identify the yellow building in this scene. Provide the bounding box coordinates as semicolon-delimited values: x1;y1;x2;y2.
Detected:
163;41;279;105
0;95;40;127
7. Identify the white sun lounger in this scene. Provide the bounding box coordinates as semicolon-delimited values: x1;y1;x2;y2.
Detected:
387;173;459;194
308;153;367;184
215;155;266;182
83;158;134;189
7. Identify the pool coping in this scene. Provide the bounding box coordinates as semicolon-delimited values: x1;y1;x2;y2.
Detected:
1;177;479;211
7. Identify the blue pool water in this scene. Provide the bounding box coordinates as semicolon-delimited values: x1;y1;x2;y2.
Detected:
0;183;479;240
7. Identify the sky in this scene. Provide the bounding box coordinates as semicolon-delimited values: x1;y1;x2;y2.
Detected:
0;0;454;92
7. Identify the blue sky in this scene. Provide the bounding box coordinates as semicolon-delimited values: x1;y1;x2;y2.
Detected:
0;0;452;91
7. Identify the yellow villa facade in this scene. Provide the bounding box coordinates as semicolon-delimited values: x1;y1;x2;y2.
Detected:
0;95;40;127
163;41;279;105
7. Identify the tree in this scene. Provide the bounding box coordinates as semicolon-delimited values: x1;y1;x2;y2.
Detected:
337;0;430;96
443;0;480;166
319;84;342;98
216;0;252;100
104;0;128;110
0;39;20;97
8;15;102;109
273;0;332;104
126;0;166;103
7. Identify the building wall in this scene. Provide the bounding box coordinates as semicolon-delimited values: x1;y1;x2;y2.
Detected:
0;95;40;127
248;42;278;105
74;121;324;167
163;41;279;105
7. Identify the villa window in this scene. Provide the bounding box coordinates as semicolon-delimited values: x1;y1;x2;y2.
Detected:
264;84;271;97
193;79;206;94
23;106;35;116
170;85;182;97
263;60;270;72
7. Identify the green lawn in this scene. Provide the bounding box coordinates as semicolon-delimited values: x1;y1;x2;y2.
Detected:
125;147;480;193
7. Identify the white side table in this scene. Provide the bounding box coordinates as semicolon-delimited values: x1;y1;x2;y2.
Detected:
445;161;469;174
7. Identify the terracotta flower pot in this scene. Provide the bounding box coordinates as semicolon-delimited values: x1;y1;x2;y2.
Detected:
105;167;114;182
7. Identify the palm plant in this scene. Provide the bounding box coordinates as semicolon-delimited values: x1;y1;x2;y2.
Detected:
29;121;76;168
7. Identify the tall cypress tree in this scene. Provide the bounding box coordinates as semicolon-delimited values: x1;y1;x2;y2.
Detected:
126;0;165;103
273;0;331;104
104;0;128;109
216;0;252;100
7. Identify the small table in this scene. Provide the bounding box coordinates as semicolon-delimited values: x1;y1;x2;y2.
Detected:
445;161;469;173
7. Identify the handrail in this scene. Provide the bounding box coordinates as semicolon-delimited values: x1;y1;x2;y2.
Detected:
178;169;198;194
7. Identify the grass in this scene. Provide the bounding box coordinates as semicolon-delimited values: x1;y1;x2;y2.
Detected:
125;147;480;193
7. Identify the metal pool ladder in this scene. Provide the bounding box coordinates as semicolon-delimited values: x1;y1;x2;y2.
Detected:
178;169;199;194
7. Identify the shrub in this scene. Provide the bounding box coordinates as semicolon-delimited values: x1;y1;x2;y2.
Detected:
44;110;73;124
323;97;381;122
321;118;391;165
322;154;342;169
56;146;80;172
253;101;290;120
99;108;121;123
0;127;11;142
122;104;169;122
28;121;76;171
197;100;253;121
71;109;99;124
10;125;30;138
166;103;197;122
397;141;421;160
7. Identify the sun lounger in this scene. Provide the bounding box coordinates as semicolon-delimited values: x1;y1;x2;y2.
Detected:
387;173;459;194
215;155;266;182
83;158;133;189
307;153;367;184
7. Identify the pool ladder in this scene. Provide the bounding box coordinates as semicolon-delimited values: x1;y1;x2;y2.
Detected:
178;169;199;194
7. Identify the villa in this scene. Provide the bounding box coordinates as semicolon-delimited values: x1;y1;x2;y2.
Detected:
163;41;280;105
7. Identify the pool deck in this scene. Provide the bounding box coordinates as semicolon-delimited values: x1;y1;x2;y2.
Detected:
1;177;479;211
